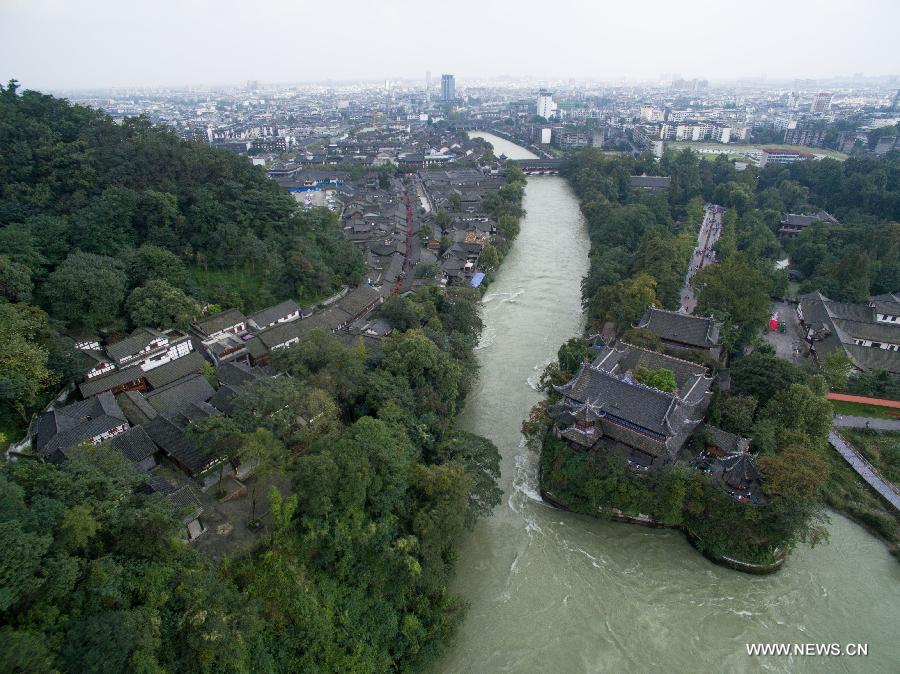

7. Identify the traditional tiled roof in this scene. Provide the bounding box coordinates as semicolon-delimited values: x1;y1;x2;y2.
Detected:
104;425;158;466
334;285;381;319
780;210;839;226
115;390;158;426
145;374;215;417
255;308;344;351
216;361;271;389
194;308;246;336
105;328;165;364
799;291;900;374
33;392;127;457
636;307;721;349
249;300;301;328
144;416;217;476
142;475;204;520
843;344;900;373
78;365;145;398
870;293;900;317
591;341;711;403
144;351;208;389
704;425;750;455
209;384;242;415
555;365;683;438
719;453;762;490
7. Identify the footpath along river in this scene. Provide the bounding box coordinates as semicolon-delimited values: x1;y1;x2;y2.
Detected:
435;132;900;673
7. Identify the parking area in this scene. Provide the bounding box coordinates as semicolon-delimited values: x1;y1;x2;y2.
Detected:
763;301;810;364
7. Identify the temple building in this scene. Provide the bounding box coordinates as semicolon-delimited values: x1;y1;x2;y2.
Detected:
693;425;765;506
635;307;722;359
551;342;713;470
798;291;900;373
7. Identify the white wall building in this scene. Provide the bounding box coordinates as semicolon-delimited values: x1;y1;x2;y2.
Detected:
537;90;557;120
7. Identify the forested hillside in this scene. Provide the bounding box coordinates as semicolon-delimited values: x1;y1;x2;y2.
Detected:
0;83;508;670
759;155;900;301
1;289;503;671
0;81;363;434
0;80;364;323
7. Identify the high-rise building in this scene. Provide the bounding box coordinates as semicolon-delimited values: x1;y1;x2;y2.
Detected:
425;71;431;103
537;89;557;119
811;92;833;114
441;74;455;102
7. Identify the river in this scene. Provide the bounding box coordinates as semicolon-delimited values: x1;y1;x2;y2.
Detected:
437;132;900;673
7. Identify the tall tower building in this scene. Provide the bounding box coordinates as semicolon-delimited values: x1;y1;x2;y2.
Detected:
441;74;455;102
537;89;557;119
425;71;431;103
811;92;833;114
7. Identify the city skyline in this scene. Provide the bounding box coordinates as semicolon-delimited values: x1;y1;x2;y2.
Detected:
2;0;899;90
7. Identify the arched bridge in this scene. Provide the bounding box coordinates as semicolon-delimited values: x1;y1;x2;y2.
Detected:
513;158;562;175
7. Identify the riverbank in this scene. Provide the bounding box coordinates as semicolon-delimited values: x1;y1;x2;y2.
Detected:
437;134;900;674
543;487;786;573
822;430;900;558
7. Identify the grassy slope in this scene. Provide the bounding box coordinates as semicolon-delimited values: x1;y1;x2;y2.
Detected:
839;429;900;484
830;399;900;420
821;435;900;559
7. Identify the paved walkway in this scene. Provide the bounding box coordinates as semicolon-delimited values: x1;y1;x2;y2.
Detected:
833;415;900;431
679;204;724;314
828;431;900;512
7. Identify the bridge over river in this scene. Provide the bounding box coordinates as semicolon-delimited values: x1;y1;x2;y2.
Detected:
512;158;562;175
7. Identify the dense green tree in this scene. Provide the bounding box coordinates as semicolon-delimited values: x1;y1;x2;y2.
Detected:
759;444;830;502
241;427;288;523
0;85;364;327
44;252;126;331
267;328;367;411
0;255;33;302
479;240;500;270
752;383;832;454
125;279;196;329
590;272;659;327
693;254;771;351
69;187;140;254
634;366;677;393
125;243;189;289
557;337;590;376
821;350;853;390
185;415;242;494
730;351;808;409
232;376;341;450
380;294;421;331
0;303;56;419
714;394;757;436
435;431;503;526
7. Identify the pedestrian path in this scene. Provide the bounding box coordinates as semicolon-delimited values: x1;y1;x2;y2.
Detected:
679;204;724;314
833;415;900;431
828;431;900;512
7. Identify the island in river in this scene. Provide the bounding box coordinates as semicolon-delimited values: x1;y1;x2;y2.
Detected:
436;132;900;674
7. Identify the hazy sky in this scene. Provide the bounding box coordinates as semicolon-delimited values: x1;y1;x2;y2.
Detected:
2;0;899;90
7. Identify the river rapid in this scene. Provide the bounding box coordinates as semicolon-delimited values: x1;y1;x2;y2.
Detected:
435;132;900;674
